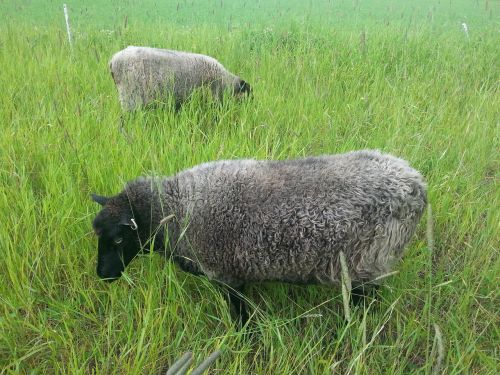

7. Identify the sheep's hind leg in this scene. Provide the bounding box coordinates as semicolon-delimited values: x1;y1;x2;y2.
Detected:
227;285;249;329
350;284;380;307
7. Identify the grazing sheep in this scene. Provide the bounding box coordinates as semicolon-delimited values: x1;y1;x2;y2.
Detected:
109;46;251;110
91;150;426;325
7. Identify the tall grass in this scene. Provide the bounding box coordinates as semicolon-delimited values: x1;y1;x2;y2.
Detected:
0;7;498;375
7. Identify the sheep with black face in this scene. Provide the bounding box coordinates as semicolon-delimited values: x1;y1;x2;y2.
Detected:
109;46;252;111
91;194;141;280
91;150;427;325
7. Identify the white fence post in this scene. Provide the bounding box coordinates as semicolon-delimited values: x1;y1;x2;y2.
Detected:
461;22;469;39
63;4;73;49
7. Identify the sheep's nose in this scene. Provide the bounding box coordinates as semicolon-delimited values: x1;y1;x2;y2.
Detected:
102;276;119;283
98;272;120;282
97;266;120;282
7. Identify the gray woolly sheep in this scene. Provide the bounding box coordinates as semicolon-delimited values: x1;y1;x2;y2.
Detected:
109;46;251;110
91;150;426;325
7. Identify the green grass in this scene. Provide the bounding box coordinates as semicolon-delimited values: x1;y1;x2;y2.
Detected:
0;0;497;30
0;1;499;374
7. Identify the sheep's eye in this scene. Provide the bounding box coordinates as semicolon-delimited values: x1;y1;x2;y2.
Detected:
114;237;123;244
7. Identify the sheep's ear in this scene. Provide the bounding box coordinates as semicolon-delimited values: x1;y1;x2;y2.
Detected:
91;193;109;206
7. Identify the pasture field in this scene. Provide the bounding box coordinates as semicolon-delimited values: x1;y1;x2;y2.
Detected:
0;0;498;374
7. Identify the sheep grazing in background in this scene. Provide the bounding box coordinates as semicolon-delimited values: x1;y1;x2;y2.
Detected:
109;46;251;110
91;150;427;325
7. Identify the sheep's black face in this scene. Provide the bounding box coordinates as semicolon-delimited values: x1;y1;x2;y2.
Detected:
92;194;142;282
235;79;252;98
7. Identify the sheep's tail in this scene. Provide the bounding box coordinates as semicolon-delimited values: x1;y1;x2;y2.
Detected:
356;173;427;283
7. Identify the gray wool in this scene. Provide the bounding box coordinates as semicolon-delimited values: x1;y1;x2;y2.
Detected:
119;150;427;287
109;46;243;110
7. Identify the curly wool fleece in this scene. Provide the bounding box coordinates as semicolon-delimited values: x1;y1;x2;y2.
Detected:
103;150;426;288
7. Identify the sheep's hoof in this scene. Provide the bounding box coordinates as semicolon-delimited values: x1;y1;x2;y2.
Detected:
226;286;249;330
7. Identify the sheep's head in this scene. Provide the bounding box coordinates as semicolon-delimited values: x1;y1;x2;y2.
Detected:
234;78;252;98
91;193;142;282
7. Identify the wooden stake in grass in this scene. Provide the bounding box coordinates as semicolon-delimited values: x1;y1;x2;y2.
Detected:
63;4;73;49
359;30;366;54
339;251;352;322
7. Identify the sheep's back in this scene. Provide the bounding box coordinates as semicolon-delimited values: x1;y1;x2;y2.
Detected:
109;46;228;108
175;151;426;286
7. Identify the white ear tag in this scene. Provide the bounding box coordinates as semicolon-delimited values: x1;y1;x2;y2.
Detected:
130;218;138;230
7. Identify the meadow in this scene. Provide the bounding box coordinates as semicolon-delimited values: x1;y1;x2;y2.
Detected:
0;0;498;374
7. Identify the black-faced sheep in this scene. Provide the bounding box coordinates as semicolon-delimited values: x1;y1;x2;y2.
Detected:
109;46;251;110
91;150;427;325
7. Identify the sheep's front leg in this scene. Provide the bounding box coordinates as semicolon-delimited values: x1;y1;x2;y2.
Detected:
227;286;248;328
